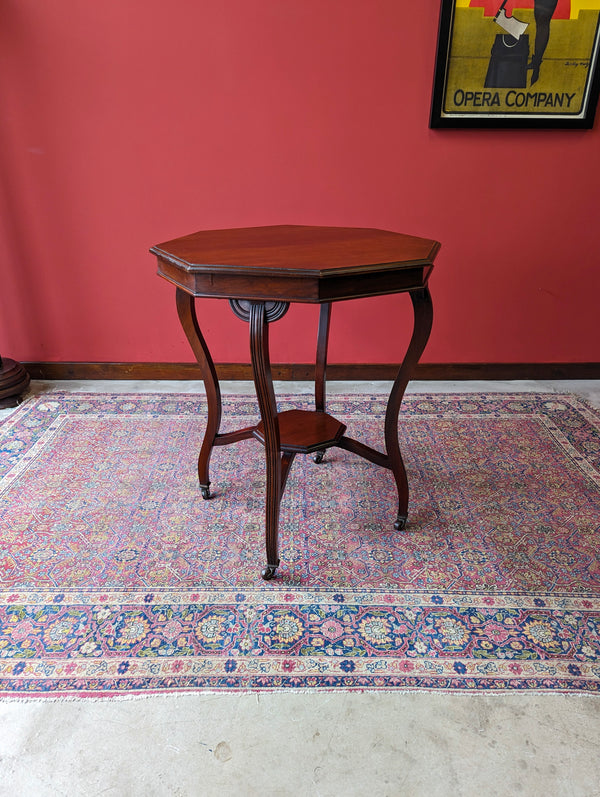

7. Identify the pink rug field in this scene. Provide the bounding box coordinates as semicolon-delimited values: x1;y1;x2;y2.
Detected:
0;391;599;695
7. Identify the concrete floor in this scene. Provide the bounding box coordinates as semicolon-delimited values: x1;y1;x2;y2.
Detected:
1;380;599;797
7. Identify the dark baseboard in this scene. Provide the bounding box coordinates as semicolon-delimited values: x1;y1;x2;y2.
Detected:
23;362;600;381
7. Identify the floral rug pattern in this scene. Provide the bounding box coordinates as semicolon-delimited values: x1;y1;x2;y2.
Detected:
0;391;599;695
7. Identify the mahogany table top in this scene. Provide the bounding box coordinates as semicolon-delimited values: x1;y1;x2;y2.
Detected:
152;224;440;303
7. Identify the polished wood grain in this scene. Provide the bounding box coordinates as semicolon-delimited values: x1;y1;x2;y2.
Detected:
384;287;433;530
175;289;222;499
315;303;332;412
314;303;333;463
248;301;282;580
152;225;441;580
152;225;440;274
254;409;346;454
152;225;439;303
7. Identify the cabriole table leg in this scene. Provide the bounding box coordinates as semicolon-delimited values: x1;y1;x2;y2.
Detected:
313;302;332;463
384;287;434;530
175;288;222;500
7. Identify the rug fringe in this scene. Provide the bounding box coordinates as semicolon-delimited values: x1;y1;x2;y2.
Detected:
1;687;599;703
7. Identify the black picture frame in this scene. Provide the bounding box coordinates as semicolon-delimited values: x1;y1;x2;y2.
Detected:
430;0;600;128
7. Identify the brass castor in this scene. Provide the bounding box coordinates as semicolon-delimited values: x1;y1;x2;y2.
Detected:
394;515;408;531
200;484;211;500
261;564;278;581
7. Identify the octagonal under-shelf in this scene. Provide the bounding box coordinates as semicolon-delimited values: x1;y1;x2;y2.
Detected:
253;409;346;454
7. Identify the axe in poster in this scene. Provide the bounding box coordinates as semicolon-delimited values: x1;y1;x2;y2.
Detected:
494;0;529;38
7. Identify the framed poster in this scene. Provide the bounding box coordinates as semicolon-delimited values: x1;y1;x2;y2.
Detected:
430;0;600;127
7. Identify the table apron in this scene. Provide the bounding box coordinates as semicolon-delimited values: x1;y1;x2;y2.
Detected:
157;259;432;303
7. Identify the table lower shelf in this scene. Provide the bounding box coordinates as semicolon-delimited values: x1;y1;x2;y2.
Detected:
253;409;346;454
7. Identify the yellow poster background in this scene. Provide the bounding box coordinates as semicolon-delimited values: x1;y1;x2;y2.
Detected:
443;2;600;116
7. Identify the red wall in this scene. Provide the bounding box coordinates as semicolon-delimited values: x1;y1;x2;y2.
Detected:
1;0;599;366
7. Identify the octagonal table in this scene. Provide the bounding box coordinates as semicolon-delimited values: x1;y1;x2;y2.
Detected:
151;225;440;580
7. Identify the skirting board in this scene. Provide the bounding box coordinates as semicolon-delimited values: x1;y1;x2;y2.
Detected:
23;362;600;381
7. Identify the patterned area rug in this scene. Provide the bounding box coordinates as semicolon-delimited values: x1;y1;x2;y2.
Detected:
0;391;599;696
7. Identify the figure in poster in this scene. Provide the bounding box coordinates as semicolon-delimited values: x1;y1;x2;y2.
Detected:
485;0;560;88
485;1;530;88
530;0;560;84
